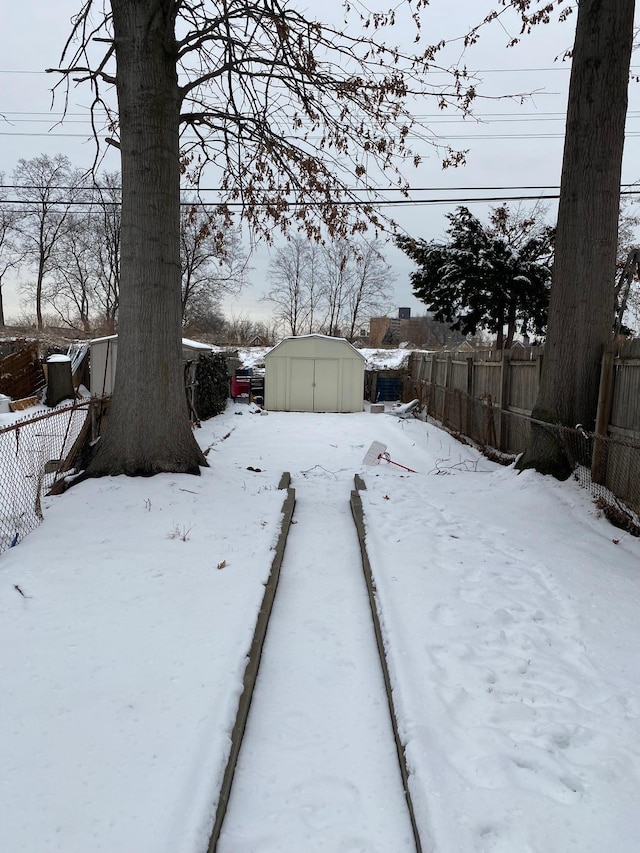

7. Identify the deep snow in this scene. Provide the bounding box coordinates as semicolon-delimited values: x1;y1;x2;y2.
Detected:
1;402;640;852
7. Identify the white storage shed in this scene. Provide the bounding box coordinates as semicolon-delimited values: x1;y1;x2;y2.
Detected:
264;334;365;413
89;335;214;396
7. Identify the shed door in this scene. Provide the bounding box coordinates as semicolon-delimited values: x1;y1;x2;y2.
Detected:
313;358;339;412
289;358;315;411
289;357;340;412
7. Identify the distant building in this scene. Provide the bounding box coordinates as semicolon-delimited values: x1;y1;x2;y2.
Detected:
369;309;467;349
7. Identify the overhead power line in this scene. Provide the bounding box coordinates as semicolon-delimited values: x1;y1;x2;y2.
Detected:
7;109;640;121
0;195;564;209
2;125;640;144
2;65;626;75
0;182;565;192
3;187;640;208
3;181;640;193
0;191;632;208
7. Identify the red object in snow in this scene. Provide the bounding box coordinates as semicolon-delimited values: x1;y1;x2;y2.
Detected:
231;371;252;400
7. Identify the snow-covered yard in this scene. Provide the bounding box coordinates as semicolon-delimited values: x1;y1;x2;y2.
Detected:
235;344;413;372
1;402;640;852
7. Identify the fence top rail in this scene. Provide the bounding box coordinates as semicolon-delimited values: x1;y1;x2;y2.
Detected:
614;354;640;367
616;338;640;360
410;346;544;362
0;399;92;437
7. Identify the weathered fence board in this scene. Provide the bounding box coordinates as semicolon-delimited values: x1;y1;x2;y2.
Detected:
611;354;640;440
0;342;46;400
408;343;640;519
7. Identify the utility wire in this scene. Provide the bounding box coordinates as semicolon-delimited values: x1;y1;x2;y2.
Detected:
0;182;564;191
2;127;640;142
3;188;640;208
1;65;626;75
6;110;640;120
3;182;640;194
0;193;599;208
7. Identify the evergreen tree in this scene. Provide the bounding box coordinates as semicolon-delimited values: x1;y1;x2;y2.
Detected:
397;204;553;348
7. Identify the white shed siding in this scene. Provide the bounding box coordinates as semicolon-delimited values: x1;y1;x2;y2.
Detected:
89;335;213;396
90;336;118;396
340;356;364;411
264;335;364;412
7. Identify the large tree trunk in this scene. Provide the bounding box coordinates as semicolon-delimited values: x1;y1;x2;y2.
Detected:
36;250;45;330
89;0;206;476
518;0;634;478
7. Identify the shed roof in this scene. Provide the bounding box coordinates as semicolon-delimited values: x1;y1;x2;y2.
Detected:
265;334;365;360
89;334;214;351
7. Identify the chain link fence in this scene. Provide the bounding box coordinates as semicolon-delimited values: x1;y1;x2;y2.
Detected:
413;380;640;536
0;400;93;554
0;350;231;557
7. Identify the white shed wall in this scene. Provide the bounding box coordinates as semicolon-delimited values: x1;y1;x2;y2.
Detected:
90;336;118;396
89;336;213;396
264;335;364;413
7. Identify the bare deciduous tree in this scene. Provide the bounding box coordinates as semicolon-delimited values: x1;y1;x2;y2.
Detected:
0;174;21;327
12;155;86;330
46;213;95;331
91;172;121;332
28;171;122;333
265;235;392;339
320;240;352;337
344;239;394;341
264;237;320;336
224;312;257;346
52;0;565;475
180;203;247;327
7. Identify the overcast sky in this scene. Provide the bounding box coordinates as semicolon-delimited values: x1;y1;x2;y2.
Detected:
1;1;639;325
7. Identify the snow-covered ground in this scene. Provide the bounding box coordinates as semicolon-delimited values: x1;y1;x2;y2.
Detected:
2;402;640;852
236;344;413;372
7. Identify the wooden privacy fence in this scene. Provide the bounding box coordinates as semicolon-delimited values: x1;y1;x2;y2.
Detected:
406;343;640;521
0;342;46;400
408;347;542;454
